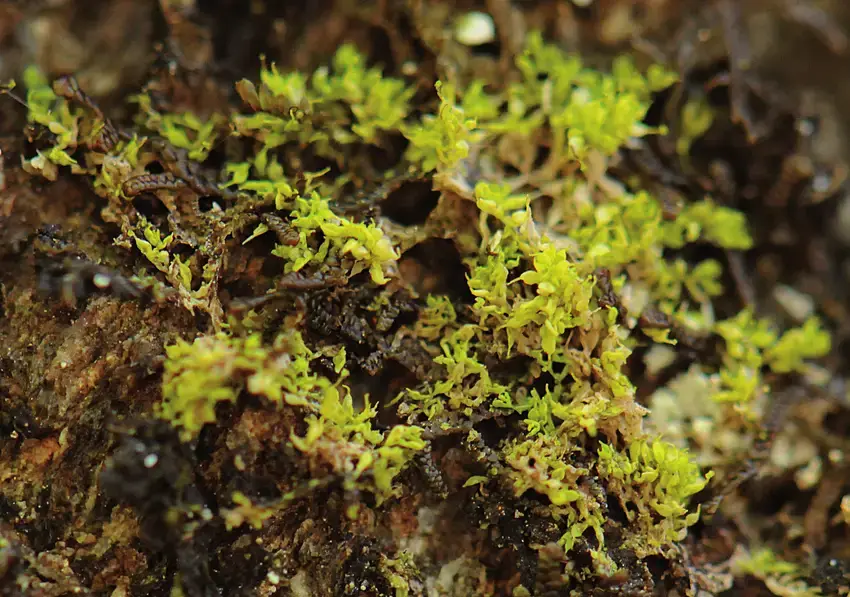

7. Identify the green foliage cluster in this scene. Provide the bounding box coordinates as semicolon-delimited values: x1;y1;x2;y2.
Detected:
20;67;83;178
290;347;426;504
734;548;823;597
162;329;424;502
232;43;414;152
403;31;677;178
266;191;399;285
714;309;830;403
133;93;225;161
598;439;712;552
225;47;410;284
159;330;318;440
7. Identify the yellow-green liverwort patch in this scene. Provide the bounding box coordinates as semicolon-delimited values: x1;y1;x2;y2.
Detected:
385;34;741;575
379;551;420;597
502;32;676;172
130;217;174;274
399;324;515;419
286;344;427;504
597;439;713;554
269;191;399;285
713;310;830;403
734;548;823;597
311;43;415;143
20;66;82;179
232;43;413;153
291;387;426;504
132;93;225;161
159;331;320;441
676;95;715;157
92;134;148;200
404;81;479;175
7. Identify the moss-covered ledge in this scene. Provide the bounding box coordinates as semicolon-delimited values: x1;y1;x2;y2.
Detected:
1;2;849;596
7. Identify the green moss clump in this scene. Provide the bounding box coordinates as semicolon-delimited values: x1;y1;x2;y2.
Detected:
159;330;318;440
231;43;414;153
267;191;399;285
597;439;712;552
132;93;225;161
713;309;830;404
734;549;824;597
